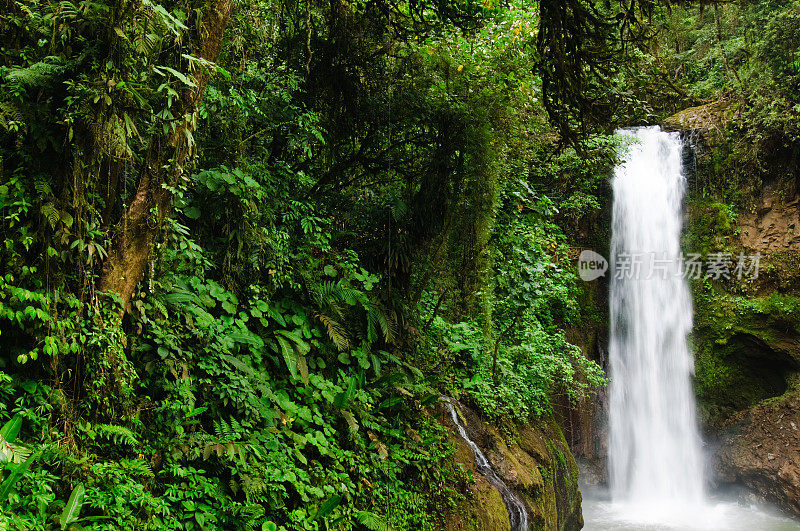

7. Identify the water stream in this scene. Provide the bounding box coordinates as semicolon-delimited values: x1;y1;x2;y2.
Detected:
583;126;800;529
444;400;529;530
609;126;705;513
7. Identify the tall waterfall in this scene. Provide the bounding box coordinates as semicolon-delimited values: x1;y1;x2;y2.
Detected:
608;127;705;513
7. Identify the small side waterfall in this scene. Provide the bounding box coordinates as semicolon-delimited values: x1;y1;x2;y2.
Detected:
444;400;529;530
607;127;705;514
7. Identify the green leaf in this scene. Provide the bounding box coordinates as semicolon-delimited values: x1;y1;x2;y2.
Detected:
334;376;357;409
356;510;394;531
184;206;201;219
377;397;403;410
0;414;22;445
0;451;38;501
420;394;440;407
60;483;85;529
274;330;310;354
275;336;298;380
155;65;196;87
312;494;342;520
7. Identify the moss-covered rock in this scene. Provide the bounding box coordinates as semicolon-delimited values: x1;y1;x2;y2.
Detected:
662;100;733;138
692;288;800;426
440;402;583;530
445;432;512;531
685;178;800;512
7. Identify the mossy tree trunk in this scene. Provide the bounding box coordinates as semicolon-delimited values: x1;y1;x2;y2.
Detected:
99;0;233;309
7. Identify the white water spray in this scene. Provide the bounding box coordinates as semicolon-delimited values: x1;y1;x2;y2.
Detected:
608;127;705;518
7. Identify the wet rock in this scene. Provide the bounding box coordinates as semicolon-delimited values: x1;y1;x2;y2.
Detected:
738;181;800;257
440;402;583;530
662;100;732;135
715;379;800;515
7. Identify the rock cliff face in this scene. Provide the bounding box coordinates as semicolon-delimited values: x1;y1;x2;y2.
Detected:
681;145;800;514
738;181;800;255
701;181;800;515
715;379;800;515
441;402;584;531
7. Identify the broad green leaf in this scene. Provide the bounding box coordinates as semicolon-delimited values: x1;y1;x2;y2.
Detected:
312;494;342;520
0;414;22;445
154;65;196;87
0;451;38;501
275;336;298;380
60;483;85;529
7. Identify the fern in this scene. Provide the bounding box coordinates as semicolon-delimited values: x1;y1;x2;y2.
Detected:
90;424;139;447
366;303;397;343
7;57;66;87
56;1;80;21
310;281;344;316
213;419;235;442
40;203;60;229
310;281;396;347
0;102;25;132
317;313;349;351
356;511;394;531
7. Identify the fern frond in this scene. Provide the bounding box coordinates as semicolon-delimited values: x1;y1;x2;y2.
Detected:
356;511;394;531
40;202;60;229
0;102;25;132
317;313;349;351
34;181;53;197
57;1;80;21
213;419;235;442
95;424;138;447
310;281;346;316
7;57;66;87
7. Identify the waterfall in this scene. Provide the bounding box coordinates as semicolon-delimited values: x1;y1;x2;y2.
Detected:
444;400;529;530
607;127;705;514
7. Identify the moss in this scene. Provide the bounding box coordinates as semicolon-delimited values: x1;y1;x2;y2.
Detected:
693;288;800;352
517;417;583;531
445;426;512;530
472;486;512;531
692;285;800;425
695;341;789;424
442;401;584;530
683;198;739;257
765;250;800;290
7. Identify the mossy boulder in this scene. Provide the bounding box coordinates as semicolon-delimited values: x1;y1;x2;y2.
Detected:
441;402;583;530
662;100;733;152
445;432;512;531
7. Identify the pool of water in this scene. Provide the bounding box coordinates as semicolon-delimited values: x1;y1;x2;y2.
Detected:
582;487;800;530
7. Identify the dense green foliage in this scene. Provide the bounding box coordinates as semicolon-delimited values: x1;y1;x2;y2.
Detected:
2;0;797;527
622;1;800;199
0;0;623;528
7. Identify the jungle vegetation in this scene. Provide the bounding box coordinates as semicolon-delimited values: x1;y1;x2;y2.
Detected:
0;0;797;528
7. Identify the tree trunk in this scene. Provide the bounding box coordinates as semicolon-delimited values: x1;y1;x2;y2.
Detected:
99;0;233;309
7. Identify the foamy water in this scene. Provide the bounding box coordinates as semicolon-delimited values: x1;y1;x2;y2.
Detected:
582;487;800;530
